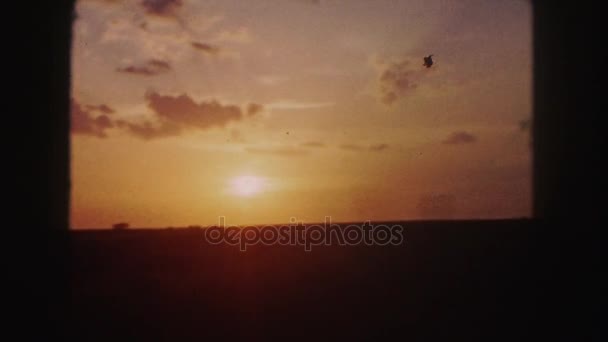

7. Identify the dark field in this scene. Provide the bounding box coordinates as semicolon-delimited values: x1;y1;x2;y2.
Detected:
43;219;556;340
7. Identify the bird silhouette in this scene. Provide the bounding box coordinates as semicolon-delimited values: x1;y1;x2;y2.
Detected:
423;55;434;68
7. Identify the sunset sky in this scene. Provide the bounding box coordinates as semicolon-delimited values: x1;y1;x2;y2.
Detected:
71;0;532;228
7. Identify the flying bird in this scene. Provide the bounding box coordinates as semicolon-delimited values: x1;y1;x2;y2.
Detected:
423;55;434;68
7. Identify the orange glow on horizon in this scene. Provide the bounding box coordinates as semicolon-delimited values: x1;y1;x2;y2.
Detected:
70;0;532;228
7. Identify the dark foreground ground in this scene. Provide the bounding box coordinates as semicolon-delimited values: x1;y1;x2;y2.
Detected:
39;219;595;340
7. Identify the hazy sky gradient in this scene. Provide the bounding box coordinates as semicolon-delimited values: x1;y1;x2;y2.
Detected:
71;0;532;228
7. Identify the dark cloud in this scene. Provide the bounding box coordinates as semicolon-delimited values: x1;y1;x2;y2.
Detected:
117;59;172;76
417;194;456;219
247;103;264;116
118;92;260;140
145;91;245;129
442;131;477;145
148;59;171;70
378;59;419;105
117;66;158;76
339;144;365;151
301;141;326;148
141;0;183;17
369;143;389;151
116;120;181;140
71;99;114;138
245;146;309;157
191;42;220;55
71;91;262;140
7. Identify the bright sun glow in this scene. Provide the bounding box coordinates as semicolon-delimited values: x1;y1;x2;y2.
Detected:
230;176;266;197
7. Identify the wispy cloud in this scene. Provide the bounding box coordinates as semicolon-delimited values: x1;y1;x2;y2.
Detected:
191;41;221;55
298;0;321;5
85;104;115;114
301;141;326;148
369;143;390;151
442;131;477;145
267;100;334;110
339;143;390;152
256;75;289;86
377;58;418;105
116;59;172;76
374;55;437;105
245;146;309;157
214;27;253;44
339;144;365;152
99;8;223;62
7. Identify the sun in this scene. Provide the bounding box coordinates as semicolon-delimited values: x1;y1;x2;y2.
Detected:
230;175;266;197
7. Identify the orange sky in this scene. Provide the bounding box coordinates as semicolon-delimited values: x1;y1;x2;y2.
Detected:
71;0;532;228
